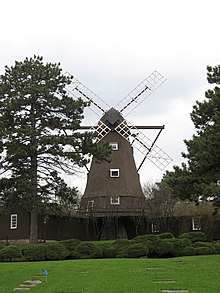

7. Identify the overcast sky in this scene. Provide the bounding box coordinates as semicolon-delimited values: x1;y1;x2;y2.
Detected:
1;0;220;192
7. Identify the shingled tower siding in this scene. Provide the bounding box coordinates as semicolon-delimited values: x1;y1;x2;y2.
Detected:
80;131;146;217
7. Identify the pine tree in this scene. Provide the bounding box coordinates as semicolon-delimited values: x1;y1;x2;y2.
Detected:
0;56;110;243
164;65;220;207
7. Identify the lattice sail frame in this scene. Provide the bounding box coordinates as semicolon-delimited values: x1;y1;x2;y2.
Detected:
91;121;111;142
115;71;166;117
64;72;110;117
115;120;172;170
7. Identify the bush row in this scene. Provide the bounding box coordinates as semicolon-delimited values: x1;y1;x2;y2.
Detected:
1;232;220;262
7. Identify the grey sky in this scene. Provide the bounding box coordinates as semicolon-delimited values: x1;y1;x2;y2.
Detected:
1;0;219;192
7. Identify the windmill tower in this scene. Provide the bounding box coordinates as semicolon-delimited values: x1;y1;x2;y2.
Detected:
65;72;172;238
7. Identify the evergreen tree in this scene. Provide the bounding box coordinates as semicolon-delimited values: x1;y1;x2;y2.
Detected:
164;65;220;208
0;56;110;243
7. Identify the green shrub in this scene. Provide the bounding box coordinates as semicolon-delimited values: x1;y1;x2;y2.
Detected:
114;239;130;247
60;239;81;252
193;242;215;253
212;243;220;254
102;245;116;258
144;240;156;257
0;243;5;250
133;234;159;243
144;234;159;242
180;246;196;256
126;243;149;258
158;232;174;239
45;243;70;260
60;239;81;258
169;238;192;257
195;247;213;255
132;235;149;243
22;244;46;261
0;245;23;261
179;232;207;243
115;247;128;258
98;242;116;258
154;239;175;257
74;242;103;259
113;239;130;258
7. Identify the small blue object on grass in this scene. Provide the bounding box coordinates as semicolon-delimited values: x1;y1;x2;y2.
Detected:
43;270;48;281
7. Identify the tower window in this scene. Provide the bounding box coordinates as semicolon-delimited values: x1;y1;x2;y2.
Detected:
110;142;118;150
86;200;94;212
110;169;119;177
110;196;120;205
10;214;18;229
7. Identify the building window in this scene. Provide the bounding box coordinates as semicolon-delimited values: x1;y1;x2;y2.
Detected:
10;214;17;229
86;200;94;212
192;216;201;231
110;142;118;151
110;169;120;177
110;196;120;205
151;222;159;233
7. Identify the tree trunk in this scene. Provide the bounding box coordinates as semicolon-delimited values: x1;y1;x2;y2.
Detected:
29;101;38;244
30;210;38;244
29;152;38;243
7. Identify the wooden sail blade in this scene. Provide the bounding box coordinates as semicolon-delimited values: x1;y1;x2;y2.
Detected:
115;71;166;117
64;72;110;117
115;120;172;170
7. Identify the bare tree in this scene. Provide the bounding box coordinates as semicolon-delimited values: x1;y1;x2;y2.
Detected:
143;181;179;232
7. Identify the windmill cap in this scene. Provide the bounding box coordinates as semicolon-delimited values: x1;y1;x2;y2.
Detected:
101;107;124;127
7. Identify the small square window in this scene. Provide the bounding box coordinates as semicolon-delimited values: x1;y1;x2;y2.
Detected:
192;216;201;231
110;169;119;177
110;142;118;151
87;200;94;212
10;214;17;229
110;196;120;205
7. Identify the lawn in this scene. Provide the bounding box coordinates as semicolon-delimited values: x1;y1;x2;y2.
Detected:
0;255;219;292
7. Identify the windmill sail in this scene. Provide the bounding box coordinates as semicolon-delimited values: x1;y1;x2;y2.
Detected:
115;71;166;117
115;120;172;170
64;72;110;117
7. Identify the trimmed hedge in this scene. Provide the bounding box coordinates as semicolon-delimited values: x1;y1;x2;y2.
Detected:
103;246;116;258
22;244;46;261
0;243;6;250
169;238;192;257
158;233;175;239
126;243;149;258
60;239;81;259
113;239;131;258
154;239;175;257
212;243;220;254
60;239;81;252
1;231;217;262
101;244;116;258
74;242;103;259
179;232;207;243
194;247;213;255
180;246;196;256
45;243;70;260
0;245;23;261
193;241;215;251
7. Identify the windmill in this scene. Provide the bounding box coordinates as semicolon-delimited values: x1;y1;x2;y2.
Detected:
65;71;172;238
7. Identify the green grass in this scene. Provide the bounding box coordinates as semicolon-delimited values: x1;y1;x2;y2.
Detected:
0;255;220;292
